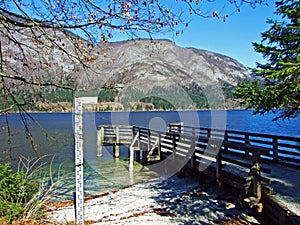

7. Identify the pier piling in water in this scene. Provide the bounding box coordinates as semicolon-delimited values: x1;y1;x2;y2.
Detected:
97;128;104;157
113;144;120;158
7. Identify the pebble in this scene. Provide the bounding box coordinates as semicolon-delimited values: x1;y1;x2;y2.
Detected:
225;202;235;210
202;207;211;214
241;213;260;224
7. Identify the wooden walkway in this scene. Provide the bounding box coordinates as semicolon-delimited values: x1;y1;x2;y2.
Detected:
97;123;300;225
97;123;300;169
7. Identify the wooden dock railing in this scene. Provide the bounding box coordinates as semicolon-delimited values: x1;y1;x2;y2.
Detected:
168;124;300;170
97;123;300;225
98;124;300;171
97;123;300;191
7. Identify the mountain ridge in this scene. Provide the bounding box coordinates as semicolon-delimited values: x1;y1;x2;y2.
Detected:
83;38;251;91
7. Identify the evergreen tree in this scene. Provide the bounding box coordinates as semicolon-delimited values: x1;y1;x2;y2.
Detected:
233;0;300;120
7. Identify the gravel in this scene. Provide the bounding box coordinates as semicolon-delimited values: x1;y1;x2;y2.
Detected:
46;175;260;225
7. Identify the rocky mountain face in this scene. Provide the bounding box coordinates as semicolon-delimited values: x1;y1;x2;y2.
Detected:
81;39;250;91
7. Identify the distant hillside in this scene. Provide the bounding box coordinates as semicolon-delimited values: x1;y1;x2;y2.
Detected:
75;39;251;111
95;39;250;89
1;17;250;111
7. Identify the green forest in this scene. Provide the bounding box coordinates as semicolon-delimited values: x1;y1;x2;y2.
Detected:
0;81;238;112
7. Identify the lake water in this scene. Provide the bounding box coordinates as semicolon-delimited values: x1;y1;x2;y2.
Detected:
0;110;299;200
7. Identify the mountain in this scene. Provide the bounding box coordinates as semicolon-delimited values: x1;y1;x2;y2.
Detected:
76;39;251;110
1;16;250;111
79;39;250;89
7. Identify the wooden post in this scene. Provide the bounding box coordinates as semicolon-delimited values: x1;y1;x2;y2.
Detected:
158;133;161;160
207;129;211;138
129;130;139;172
179;122;183;134
143;129;151;164
168;124;171;133
129;146;134;172
135;149;141;162
190;137;196;169
138;127;141;150
216;148;222;188
253;151;260;165
129;143;134;185
147;129;151;152
245;134;250;156
97;127;104;157
192;127;195;137
224;131;228;151
113;144;120;158
116;126;120;144
273;137;279;162
172;133;176;160
142;150;148;164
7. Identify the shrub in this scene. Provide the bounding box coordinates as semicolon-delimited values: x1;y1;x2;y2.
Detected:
0;162;38;222
0;156;60;223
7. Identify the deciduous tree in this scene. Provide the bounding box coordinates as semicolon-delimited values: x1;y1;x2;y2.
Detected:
0;0;268;112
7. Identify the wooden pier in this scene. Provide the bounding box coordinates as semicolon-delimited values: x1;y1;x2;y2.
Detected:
97;123;300;225
97;123;300;169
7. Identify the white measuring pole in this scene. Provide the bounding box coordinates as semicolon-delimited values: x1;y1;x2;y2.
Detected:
74;97;84;225
74;97;98;225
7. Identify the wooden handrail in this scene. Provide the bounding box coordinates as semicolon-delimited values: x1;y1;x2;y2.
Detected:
168;124;300;169
99;124;300;170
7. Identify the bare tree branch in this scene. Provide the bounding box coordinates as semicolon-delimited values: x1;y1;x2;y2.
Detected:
0;0;268;157
0;71;75;90
0;104;15;113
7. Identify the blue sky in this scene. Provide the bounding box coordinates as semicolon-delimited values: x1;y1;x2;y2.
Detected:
112;1;277;69
173;2;277;69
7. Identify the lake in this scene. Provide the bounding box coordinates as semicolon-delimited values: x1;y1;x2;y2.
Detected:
0;109;299;200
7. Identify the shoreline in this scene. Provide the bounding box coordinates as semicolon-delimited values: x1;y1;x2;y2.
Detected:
3;108;247;114
46;175;261;225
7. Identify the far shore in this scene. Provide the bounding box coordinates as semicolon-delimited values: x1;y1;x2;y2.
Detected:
4;107;247;114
